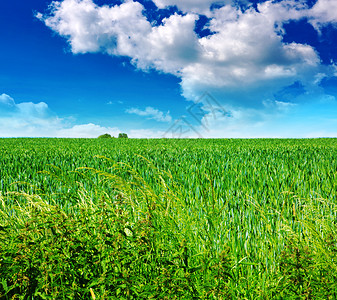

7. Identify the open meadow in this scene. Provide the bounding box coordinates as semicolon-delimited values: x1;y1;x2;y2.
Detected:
1;138;337;299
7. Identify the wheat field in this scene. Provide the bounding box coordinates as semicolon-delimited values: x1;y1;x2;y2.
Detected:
1;138;337;299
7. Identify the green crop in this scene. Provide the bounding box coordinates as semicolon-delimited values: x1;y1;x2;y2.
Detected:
1;138;337;299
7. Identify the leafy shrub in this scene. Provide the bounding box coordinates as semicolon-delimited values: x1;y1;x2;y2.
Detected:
274;199;337;299
98;133;112;139
0;160;233;299
118;133;128;139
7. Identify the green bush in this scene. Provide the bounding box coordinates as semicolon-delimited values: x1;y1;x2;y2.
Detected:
98;133;112;139
0;160;233;299
118;133;128;139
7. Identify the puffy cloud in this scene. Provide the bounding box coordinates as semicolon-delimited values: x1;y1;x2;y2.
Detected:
0;93;50;118
56;123;120;138
37;0;200;74
181;1;321;102
0;94;121;138
308;0;337;30
0;94;61;137
16;102;50;118
126;106;172;122
0;93;15;107
0;94;175;138
139;13;199;73
38;0;328;108
152;0;227;15
37;0;337;142
37;0;150;54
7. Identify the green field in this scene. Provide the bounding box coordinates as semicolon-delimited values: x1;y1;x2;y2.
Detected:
1;138;337;299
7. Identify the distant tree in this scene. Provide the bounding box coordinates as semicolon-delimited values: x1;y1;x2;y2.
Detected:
118;133;128;139
98;133;112;139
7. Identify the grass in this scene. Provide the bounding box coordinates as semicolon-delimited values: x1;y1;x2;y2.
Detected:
0;138;337;299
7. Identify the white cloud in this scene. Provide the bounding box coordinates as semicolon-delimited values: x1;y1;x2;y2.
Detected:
0;94;59;137
1;93;336;138
38;0;329;108
0;94;15;107
0;94;171;138
193;102;286;138
181;1;321;101
308;0;337;30
126;106;172;122
0;94;122;138
56;123;120;138
152;0;227;15
0;93;51;118
37;0;200;74
140;13;200;74
38;0;151;55
16;102;50;117
36;0;337;138
182;98;337;138
128;128;167;138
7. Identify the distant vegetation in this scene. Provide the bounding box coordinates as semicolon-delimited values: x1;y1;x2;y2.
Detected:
98;133;128;139
118;133;128;138
1;138;337;298
97;133;112;139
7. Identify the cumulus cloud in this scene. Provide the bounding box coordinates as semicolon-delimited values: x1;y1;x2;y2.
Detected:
35;0;337;138
308;0;337;30
0;94;15;107
0;94;178;138
55;123;120;138
37;0;150;55
0;93;51;118
152;0;227;15
38;0;333;107
126;106;172;122
180;0;322;102
0;94;62;137
37;0;200;74
0;94;121;138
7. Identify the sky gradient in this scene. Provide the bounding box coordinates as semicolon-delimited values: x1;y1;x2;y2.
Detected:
1;0;337;138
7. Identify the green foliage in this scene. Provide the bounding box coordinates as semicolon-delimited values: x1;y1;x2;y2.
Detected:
275;198;337;299
0;138;337;298
118;133;128;138
0;157;233;299
98;133;112;139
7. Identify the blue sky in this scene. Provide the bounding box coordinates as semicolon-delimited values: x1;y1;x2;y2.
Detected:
1;0;337;138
